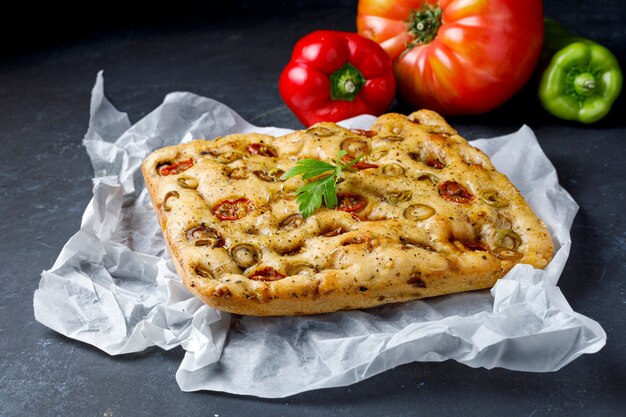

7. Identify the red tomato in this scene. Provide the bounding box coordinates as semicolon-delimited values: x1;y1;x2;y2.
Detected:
212;198;252;220
357;0;544;115
250;267;287;281
247;143;277;157
159;158;194;176
438;180;474;203
340;154;379;170
336;193;367;212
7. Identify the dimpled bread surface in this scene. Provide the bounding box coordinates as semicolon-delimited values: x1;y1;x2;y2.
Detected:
141;110;554;316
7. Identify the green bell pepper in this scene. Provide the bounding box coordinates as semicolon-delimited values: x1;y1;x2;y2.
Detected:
539;19;622;123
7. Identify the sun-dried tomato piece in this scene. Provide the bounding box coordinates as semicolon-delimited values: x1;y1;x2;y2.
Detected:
350;128;377;138
159;158;194;176
460;240;489;252
247;143;277;157
341;154;379;170
249;266;287;281
350;213;363;221
425;157;445;169
438;181;474;204
336;193;367;212
322;227;347;237
212;198;252;220
408;152;445;169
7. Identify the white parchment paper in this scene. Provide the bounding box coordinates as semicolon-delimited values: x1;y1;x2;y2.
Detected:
34;72;606;398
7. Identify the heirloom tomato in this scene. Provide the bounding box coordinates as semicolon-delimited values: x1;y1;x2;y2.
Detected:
357;0;544;115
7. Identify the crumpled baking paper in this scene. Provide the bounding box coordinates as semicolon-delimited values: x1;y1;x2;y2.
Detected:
34;72;606;398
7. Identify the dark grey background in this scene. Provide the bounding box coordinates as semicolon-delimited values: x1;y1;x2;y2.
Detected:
1;1;625;416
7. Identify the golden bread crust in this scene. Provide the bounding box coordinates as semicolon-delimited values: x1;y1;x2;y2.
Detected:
141;110;554;316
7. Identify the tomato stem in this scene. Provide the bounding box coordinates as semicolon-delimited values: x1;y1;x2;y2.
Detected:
407;3;442;45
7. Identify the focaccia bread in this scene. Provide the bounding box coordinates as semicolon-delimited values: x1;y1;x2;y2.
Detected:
142;110;554;316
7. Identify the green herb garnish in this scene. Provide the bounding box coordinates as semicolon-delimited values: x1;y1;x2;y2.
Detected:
280;150;362;218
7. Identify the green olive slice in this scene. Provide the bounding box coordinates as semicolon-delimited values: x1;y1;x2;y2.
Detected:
493;248;522;260
216;151;243;164
494;229;522;251
482;190;509;208
495;214;512;229
194;264;215;279
226;166;248;179
162;191;180;212
415;172;439;184
177;176;199;189
186;226;224;247
253;168;286;182
229;244;261;268
381;163;405;177
279;213;304;230
403;204;435;220
340;137;369;157
306;126;334;137
287;262;318;277
385;190;413;204
369;149;389;161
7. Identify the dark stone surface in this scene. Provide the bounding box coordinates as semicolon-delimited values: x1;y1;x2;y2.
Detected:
1;1;625;416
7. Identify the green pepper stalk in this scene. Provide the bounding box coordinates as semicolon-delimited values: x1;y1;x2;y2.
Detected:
539;19;622;123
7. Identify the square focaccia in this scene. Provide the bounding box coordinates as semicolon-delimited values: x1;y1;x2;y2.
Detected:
142;110;554;316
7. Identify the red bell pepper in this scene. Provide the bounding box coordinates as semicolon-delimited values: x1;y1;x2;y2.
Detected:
279;30;396;127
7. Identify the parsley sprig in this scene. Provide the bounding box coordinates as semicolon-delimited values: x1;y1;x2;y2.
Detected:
280;150;362;218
